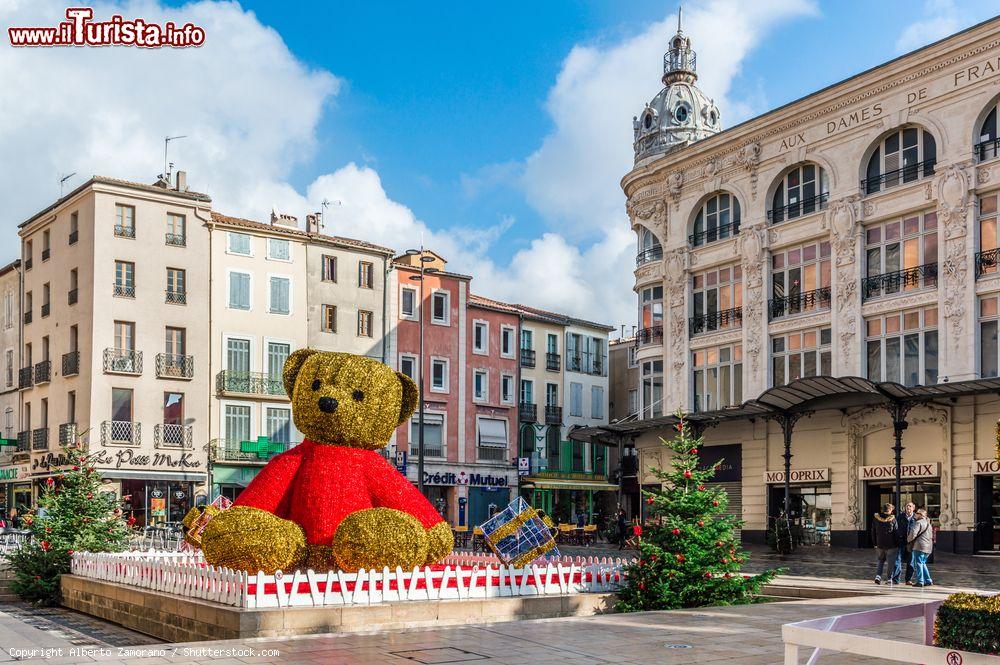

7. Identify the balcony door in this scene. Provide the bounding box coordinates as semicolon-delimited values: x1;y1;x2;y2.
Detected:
114;321;135;352
224;404;251;447
226;338;251;374
166;327;185;357
267;342;290;379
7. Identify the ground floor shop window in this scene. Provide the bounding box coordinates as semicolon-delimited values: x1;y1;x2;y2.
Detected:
120;480;194;527
865;480;940;547
974;474;1000;552
422;486;450;522
767;484;831;546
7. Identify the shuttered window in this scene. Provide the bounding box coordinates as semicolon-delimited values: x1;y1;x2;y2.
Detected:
229;272;250;310
269;276;290;315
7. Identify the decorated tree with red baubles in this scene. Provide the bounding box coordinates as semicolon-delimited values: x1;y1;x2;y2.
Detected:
617;415;781;611
5;442;131;605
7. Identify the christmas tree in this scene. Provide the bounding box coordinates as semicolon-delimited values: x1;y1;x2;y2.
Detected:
5;442;131;605
617;417;780;611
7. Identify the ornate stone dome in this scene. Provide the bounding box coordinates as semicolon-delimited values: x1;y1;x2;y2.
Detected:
633;12;721;163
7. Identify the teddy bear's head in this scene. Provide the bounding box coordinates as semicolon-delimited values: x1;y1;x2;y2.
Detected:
283;349;418;449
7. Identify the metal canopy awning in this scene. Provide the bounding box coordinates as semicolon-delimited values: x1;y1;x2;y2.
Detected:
521;478;619;491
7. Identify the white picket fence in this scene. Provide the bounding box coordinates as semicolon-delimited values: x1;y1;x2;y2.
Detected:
70;551;623;609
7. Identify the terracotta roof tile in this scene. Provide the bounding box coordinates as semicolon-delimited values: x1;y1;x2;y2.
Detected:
210;211;395;254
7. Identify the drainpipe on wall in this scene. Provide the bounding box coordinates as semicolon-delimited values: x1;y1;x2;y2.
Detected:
193;207;214;502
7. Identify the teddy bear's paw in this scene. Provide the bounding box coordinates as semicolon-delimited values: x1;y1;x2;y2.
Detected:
332;507;429;572
302;544;339;573
424;521;454;565
202;506;307;574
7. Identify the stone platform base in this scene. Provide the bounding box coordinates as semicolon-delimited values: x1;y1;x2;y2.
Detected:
60;575;617;642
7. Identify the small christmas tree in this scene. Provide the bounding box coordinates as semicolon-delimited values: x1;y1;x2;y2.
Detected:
617;416;781;611
5;442;131;605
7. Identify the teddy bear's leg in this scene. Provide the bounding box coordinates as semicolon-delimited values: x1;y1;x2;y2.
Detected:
424;521;454;565
201;506;307;574
331;507;429;572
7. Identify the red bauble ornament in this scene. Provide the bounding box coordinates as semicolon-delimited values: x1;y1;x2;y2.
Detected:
72;465;79;471
127;515;136;527
67;550;74;555
721;558;729;564
646;497;655;505
683;470;692;479
671;528;680;536
668;571;676;578
673;423;683;432
697;520;704;527
704;571;712;579
87;493;93;499
724;573;732;579
40;541;50;551
712;500;719;507
698;485;706;491
650;554;657;562
639;582;646;590
676;553;685;563
689;448;698;455
45;478;54;487
716;540;724;547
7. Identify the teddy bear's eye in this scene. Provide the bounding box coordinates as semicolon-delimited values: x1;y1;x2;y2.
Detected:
311;379;321;391
352;390;364;402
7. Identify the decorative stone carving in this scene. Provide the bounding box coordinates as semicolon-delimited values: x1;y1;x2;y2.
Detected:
634;260;663;282
668;171;684;209
627;197;668;239
743;299;763;377
735;142;762;200
936;164;971;240
663;248;686;306
738;223;766;290
941;240;968;353
863;200;876;218
829;197;859;267
978;166;992;185
836;275;858;361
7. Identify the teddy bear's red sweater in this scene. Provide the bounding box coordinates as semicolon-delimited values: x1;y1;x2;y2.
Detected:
234;439;445;545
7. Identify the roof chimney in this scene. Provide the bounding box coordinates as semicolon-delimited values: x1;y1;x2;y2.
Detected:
306;213;320;234
175;170;187;192
270;210;298;228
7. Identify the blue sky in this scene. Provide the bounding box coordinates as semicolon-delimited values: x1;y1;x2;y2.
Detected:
1;0;999;326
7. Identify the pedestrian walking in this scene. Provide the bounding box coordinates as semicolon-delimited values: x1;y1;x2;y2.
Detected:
617;508;628;550
6;507;20;530
907;508;934;587
870;502;899;584
896;501;916;584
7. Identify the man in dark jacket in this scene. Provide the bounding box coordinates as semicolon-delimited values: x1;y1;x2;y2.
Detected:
871;503;899;584
896;502;916;584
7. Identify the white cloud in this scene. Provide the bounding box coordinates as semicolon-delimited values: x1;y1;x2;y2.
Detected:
895;0;963;52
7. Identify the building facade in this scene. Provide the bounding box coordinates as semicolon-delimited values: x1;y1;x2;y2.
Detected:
608;336;640;517
0;260;25;509
617;18;1000;552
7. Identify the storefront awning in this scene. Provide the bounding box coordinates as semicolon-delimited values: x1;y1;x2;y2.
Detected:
521;478;619;491
96;469;207;483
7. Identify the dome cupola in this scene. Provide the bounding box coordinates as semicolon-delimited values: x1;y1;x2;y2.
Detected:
633;7;721;163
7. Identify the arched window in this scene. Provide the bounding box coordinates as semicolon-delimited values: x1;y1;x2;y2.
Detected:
636;228;663;266
977;101;999;161
769;164;829;223
863;127;936;195
690;192;740;247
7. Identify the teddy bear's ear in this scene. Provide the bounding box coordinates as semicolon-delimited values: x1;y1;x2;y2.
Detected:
283;348;319;398
396;371;419;425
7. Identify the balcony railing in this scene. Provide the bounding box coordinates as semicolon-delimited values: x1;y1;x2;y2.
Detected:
589;356;605;376
862;158;936;195
215;370;285;397
62;351;79;376
41;248;50;262
210;438;290;463
768;192;830;224
689;307;743;336
32;428;49;451
165;233;186;247
16;431;29;453
113;283;136;298
689;221;740;247
519;402;537;422
33;360;51;384
40;303;49;318
154;423;193;449
23;311;31;325
68;288;78;305
18;367;32;389
165;289;187;305
861;263;938;302
635;247;663;266
103;348;142;375
567;355;582;372
156;353;194;379
477;446;508;462
114;225;135;239
544;405;563;425
58;423;77;445
768;287;832;320
101;420;140;446
976;248;1000;279
636;326;663;347
69;230;78;245
545;352;561;371
976;137;1000;162
520;349;536;368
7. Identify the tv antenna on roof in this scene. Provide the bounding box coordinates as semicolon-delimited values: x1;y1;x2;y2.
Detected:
320;199;342;231
59;172;77;197
164;135;187;182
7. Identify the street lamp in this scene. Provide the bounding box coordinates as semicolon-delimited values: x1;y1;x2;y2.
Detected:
404;248;439;496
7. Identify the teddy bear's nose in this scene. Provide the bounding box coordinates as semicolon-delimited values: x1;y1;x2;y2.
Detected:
318;397;339;413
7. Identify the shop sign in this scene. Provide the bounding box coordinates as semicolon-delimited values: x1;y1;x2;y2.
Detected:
0;465;29;481
972;459;1000;475
765;468;829;484
859;463;939;480
89;449;203;470
517;457;530;476
423;470;509;488
698;444;741;482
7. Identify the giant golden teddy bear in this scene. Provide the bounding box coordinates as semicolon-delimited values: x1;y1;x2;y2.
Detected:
196;350;453;573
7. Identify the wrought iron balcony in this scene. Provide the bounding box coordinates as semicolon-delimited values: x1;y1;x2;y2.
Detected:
165;233;186;247
477;446;508;462
24;258;31;271
114;224;135;239
520;349;536;368
861;263;938;302
33;360;51;384
976;248;1000;279
101;420;140;446
545;352;561;371
976;137;1000;162
154;423;193;449
16;431;29;453
768;287;832;320
544;405;563;425
635;326;663;347
862;158;936;195
519;402;537;422
215;370;285;397
41;248;50;262
768;192;829;224
689;307;743;336
103;348;142;375
635;247;663;266
59;423;77;445
40;303;49;318
32;428;48;451
210;438;290;463
589;355;606;376
62;351;79;376
23;311;31;325
566;354;583;372
113;283;135;298
165;289;186;305
69;230;78;245
689;221;740;248
156;353;194;379
68;288;78;305
18;367;32;389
